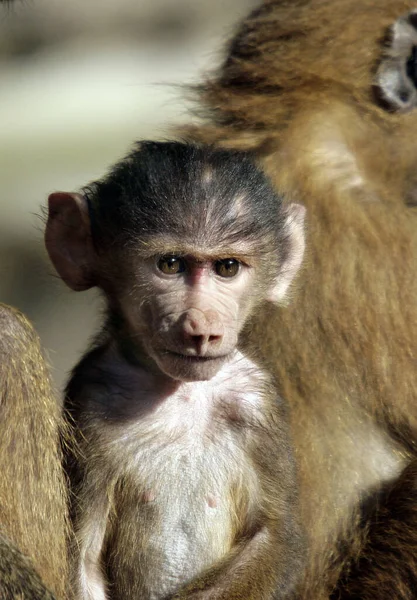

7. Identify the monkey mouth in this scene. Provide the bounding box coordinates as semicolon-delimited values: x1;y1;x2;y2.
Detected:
165;351;228;363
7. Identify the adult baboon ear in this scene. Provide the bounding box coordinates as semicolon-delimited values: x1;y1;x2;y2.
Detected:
45;192;96;291
375;10;417;112
268;203;306;304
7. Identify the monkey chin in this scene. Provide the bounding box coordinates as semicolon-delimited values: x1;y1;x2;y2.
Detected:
156;351;230;382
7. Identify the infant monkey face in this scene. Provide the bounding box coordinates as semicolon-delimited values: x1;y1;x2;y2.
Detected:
121;252;256;382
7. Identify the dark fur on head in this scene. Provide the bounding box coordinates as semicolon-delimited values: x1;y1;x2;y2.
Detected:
83;141;292;268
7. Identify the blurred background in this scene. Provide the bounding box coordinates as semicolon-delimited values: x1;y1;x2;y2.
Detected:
0;0;258;389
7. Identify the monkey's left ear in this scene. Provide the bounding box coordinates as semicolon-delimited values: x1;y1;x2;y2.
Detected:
375;11;417;112
268;203;306;304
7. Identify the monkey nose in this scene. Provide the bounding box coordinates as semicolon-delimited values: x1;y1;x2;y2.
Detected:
182;310;223;354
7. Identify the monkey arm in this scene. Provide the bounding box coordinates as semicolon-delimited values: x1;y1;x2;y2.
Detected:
336;459;417;600
0;304;69;598
170;523;301;600
71;475;112;600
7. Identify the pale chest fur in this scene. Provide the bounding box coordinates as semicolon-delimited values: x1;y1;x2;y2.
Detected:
77;351;267;599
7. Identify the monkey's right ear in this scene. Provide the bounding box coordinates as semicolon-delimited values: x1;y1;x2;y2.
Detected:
375;11;417;112
268;203;306;304
45;192;97;291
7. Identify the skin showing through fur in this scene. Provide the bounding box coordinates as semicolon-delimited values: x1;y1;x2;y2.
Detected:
45;141;306;600
181;1;417;599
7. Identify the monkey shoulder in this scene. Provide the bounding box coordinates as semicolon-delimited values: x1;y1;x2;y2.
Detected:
64;341;149;420
212;350;288;424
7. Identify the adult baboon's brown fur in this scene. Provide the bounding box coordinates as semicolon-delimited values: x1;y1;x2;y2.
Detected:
0;304;68;598
183;0;417;598
0;532;57;600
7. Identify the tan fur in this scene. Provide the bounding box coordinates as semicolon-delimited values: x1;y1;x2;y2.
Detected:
0;532;57;600
0;304;69;599
182;0;417;598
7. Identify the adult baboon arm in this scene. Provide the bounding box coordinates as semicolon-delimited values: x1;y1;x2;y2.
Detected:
0;304;69;598
0;532;57;600
335;459;417;600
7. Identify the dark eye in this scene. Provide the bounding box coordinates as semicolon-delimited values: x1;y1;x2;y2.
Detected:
406;45;417;88
215;259;240;278
157;256;186;275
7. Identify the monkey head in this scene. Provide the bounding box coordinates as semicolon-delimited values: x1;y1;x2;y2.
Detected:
45;142;304;382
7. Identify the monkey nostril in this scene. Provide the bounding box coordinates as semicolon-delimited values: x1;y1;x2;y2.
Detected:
187;333;223;352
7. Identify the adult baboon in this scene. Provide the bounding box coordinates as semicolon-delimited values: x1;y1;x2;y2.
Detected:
183;1;417;598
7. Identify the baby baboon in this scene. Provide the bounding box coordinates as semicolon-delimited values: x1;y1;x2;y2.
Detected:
45;141;306;600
